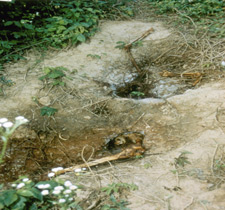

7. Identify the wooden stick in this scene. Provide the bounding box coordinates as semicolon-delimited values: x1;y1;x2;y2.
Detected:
123;27;154;73
55;145;145;176
124;28;154;50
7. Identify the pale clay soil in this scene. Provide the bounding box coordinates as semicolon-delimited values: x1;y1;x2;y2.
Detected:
1;20;225;209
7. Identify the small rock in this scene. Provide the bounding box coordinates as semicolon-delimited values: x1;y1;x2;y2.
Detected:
39;96;51;106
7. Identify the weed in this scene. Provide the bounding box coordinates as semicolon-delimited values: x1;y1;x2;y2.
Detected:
0;176;81;210
0;0;133;69
174;151;192;168
146;0;225;37
214;159;225;170
101;182;138;195
131;91;145;98
40;106;58;117
115;41;127;49
87;54;101;59
39;66;68;86
102;194;130;210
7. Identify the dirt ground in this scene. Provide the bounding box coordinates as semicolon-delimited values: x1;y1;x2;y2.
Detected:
1;19;225;210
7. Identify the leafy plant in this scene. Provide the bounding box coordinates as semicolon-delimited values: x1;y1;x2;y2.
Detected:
0;0;133;69
39;66;68;86
130;91;145;97
147;0;225;37
40;106;58;117
0;116;28;163
101;182;138;195
102;194;130;210
132;40;143;48
87;54;101;59
115;41;126;49
175;151;192;167
0;177;80;210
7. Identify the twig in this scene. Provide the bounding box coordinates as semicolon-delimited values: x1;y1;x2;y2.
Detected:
123;28;154;73
81;145;101;188
183;197;194;210
211;144;219;175
127;112;145;129
124;28;154;50
174;8;197;28
55;145;145;176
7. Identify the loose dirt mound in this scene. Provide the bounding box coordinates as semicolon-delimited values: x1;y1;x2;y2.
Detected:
0;20;225;209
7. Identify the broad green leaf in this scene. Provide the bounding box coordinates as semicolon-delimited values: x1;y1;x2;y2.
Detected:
17;189;34;197
14;21;21;28
77;34;86;42
11;196;27;210
0;202;4;210
81;22;90;27
4;21;13;26
1;190;18;206
23;23;33;30
30;188;43;201
43;67;51;75
29;203;38;210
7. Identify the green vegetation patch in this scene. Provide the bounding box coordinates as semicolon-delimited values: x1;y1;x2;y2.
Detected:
147;0;225;37
0;0;133;70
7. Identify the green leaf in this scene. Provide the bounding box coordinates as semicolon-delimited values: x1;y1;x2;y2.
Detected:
38;75;47;81
30;188;43;201
48;70;65;79
0;202;4;210
77;34;86;42
23;23;33;30
17;189;34;198
14;21;22;28
4;21;13;26
43;67;51;75
0;190;18;206
11;196;27;210
29;203;38;210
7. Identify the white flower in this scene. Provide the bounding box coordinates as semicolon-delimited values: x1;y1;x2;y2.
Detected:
3;122;13;128
64;180;72;187
63;189;72;194
15;116;25;120
69;198;73;201
69;185;78;190
52;167;63;172
22;178;29;182
41;190;49;195
17;183;25;189
65;194;69;197
74;168;82;173
54;186;64;191
82;167;87;171
11;184;17;187
0;118;8;123
222;61;225;67
15;116;28;124
37;184;45;189
52;190;61;195
37;184;51;189
48;172;55;178
44;184;51;188
59;198;66;203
